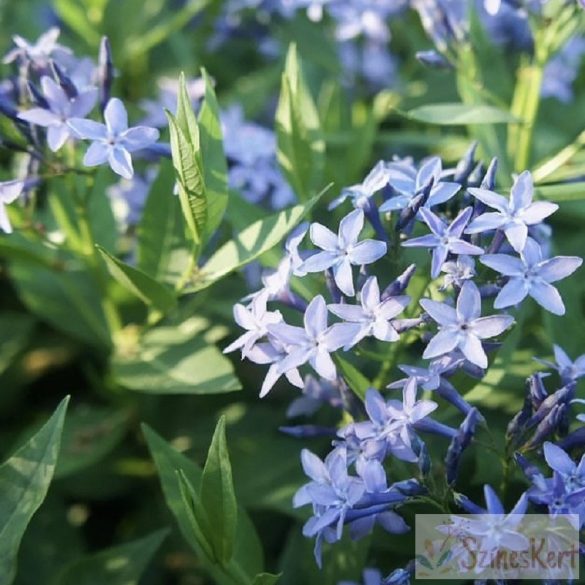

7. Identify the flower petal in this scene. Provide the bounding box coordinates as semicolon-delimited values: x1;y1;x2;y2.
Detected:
108;146;133;179
83;141;109;166
310;222;337;251
494;278;530;308
537;256;582;283
472;315;514;339
465;212;507;234
104;97;128;135
338;208;364;248
481;254;524;276
529;281;565;315
459;333;488;368
510;170;533;212
47;123;69;151
519;201;558;225
304;295;328;338
348;239;387;265
423;330;459;359
121;126;160;152
333;257;355;296
467;187;508;212
543;442;575;475
456;280;481;321
504;222;528;253
419;299;457;325
68;118;107;140
300;250;338;273
18;107;58;127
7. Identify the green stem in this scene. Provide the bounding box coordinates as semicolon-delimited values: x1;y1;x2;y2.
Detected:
511;63;545;172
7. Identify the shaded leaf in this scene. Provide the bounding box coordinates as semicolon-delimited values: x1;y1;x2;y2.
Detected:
275;44;325;201
97;245;176;312
0;397;69;585
200;416;237;564
111;317;240;394
199;69;229;239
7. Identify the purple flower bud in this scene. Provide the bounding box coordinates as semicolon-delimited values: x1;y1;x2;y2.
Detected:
514;452;541;481
506;395;532;446
445;408;479;484
50;61;77;98
529;373;550;411
523;404;566;450
481;157;498;190
453;141;478;184
97;36;114;113
381;264;416;299
26;81;49;109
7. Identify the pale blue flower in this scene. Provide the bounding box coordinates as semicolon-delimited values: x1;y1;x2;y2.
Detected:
68;98;159;179
481;238;582;315
441;255;476;289
420;280;514;368
223;290;283;357
19;76;97;151
379;156;460;214
537;345;585;385
328;276;410;345
329;160;391;210
402;207;483;278
0;179;25;233
268;295;361;381
300;209;387;296
466;171;558;252
3;27;70;66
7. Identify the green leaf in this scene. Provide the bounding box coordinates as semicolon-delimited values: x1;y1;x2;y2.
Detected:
167;73;206;248
54;529;168;585
405;103;518;125
56;406;130;478
275;44;325;201
334;355;369;401
535;182;585;202
200;416;238;564
189;195;321;292
137;161;187;283
111;316;240;394
96;245;176;312
0;396;69;585
199;69;229;239
142;425;265;585
253;573;281;585
10;259;110;348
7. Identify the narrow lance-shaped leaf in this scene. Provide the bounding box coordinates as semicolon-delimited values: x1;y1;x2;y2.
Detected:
0;396;69;585
405;103;518;125
199;68;229;239
96;245;177;313
200;415;238;565
167;73;206;249
275;43;325;201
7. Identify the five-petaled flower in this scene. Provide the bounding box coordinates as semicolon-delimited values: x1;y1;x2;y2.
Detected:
68;98;159;179
18;76;97;152
466;171;558;252
402;207;483;278
481;237;582;315
328;276;410;345
268;295;360;381
300;209;387;296
420;280;514;368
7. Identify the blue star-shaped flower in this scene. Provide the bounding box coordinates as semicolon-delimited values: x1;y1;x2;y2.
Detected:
402;207;483;278
300;209;387;296
420;280;514;368
466;171;558;252
481;237;582;315
69;98;159;179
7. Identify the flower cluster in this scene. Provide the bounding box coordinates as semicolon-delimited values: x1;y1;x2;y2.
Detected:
226;143;583;573
0;30;162;233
